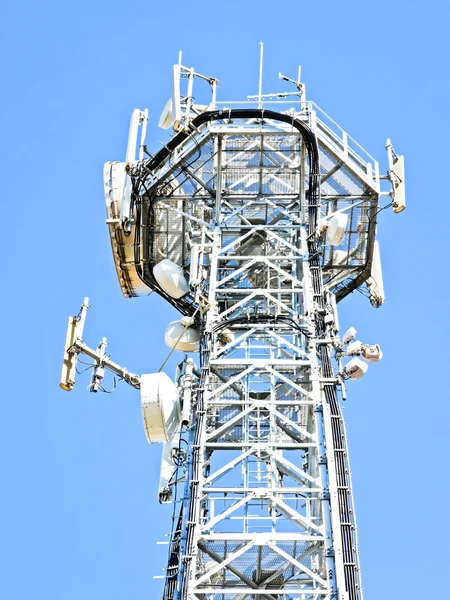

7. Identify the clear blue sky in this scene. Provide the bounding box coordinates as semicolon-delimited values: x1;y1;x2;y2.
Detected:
2;1;449;598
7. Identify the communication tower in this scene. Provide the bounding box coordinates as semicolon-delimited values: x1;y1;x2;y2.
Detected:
60;51;405;600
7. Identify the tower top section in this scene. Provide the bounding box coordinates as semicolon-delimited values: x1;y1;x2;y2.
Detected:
103;59;405;314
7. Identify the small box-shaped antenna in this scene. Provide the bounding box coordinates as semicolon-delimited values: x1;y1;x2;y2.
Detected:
60;297;89;391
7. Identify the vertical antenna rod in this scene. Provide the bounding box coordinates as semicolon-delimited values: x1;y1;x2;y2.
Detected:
258;41;264;108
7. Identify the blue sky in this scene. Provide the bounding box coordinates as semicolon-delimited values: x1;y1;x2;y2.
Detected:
2;1;449;598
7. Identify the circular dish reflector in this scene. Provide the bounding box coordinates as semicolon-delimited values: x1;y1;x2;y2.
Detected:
153;259;190;299
140;372;181;443
165;320;200;352
326;213;348;246
158;99;173;129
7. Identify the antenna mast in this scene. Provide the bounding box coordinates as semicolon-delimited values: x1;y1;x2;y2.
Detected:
258;41;264;108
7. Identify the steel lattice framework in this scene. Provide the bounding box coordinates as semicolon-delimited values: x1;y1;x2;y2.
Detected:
120;107;384;600
60;58;404;600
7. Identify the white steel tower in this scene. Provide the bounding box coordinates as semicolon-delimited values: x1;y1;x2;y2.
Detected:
60;58;405;600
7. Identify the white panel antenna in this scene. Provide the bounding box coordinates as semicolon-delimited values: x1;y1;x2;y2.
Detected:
121;109;148;228
386;138;405;213
159;63;218;131
171;64;182;131
60;298;140;392
60;297;89;390
391;155;405;213
126;109;142;163
103;162;150;297
367;240;385;307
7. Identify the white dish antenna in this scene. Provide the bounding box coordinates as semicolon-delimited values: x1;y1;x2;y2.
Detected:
140;372;181;443
158;99;174;130
153;259;190;299
326;213;348;246
165;318;200;352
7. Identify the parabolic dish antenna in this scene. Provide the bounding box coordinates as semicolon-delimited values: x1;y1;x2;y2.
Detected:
158;98;173;129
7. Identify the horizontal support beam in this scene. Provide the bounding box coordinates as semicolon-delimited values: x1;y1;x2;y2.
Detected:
206;400;315;406
204;443;317;449
209;126;301;135
201;533;325;541
210;359;310;366
217;256;305;261
193;588;328;595
201;487;323;494
215;288;304;293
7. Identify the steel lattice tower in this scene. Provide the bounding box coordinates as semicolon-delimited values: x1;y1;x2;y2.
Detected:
61;59;405;600
156;110;363;600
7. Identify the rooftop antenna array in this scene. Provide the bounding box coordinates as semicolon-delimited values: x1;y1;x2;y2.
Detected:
61;46;405;600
